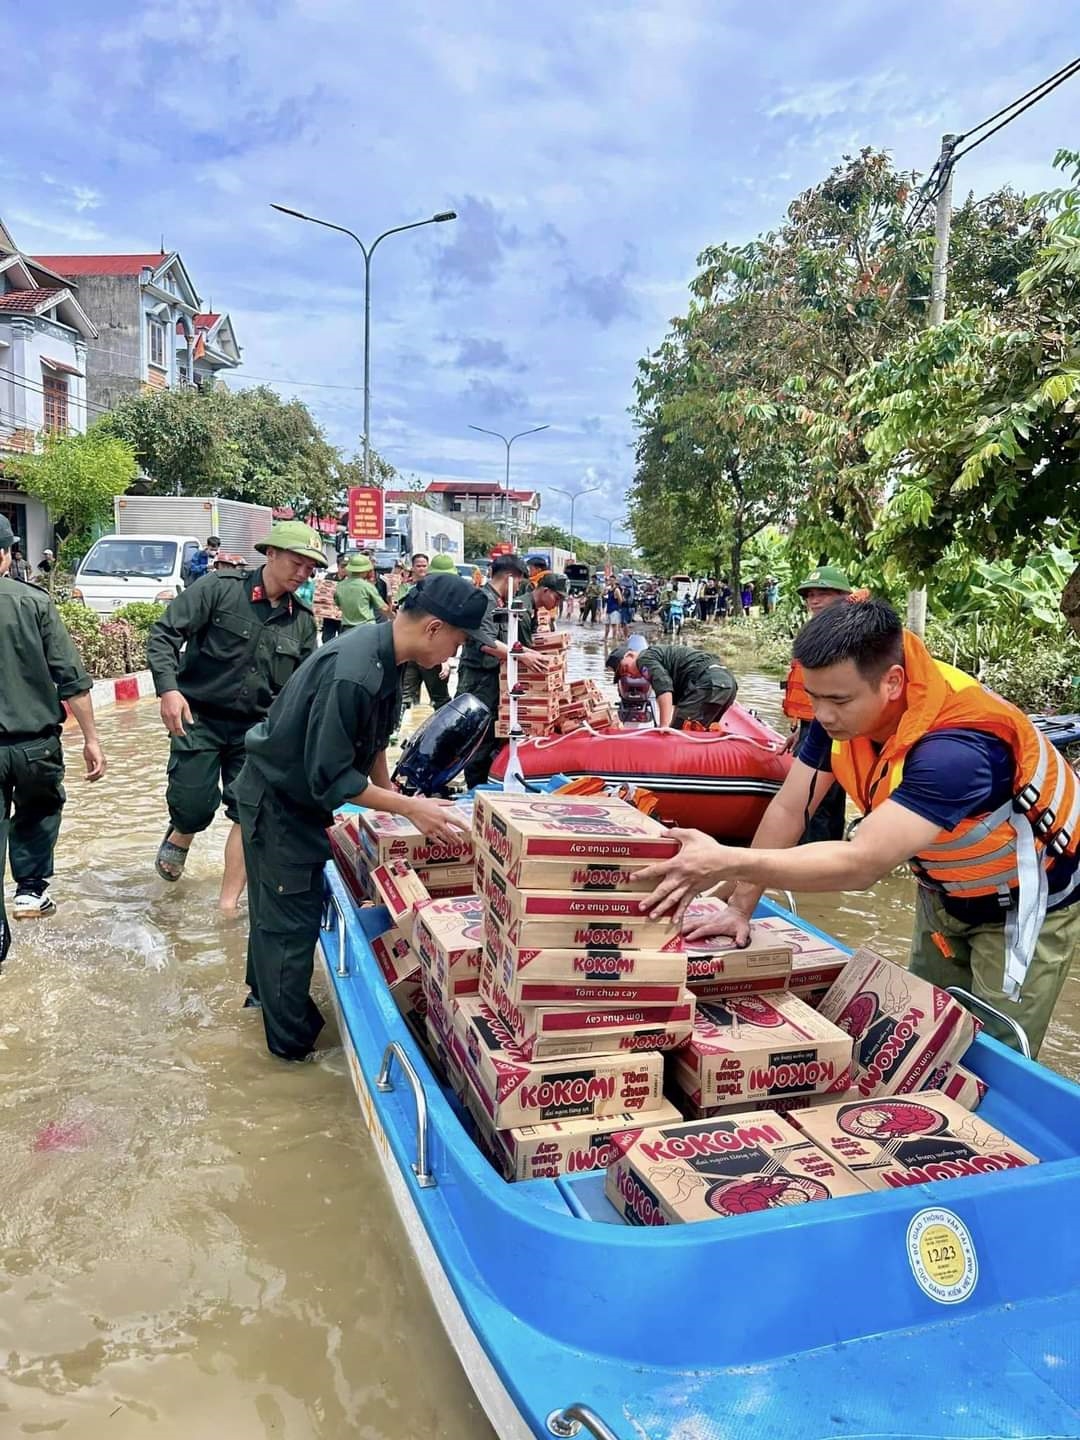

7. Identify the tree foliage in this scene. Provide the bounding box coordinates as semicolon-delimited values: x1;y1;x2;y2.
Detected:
9;428;138;563
853;150;1080;585
463;517;502;556
100;385;394;520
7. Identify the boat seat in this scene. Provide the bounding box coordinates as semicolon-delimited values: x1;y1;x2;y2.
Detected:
557;1172;625;1224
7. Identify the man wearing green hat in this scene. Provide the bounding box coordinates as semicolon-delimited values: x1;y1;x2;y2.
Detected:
147;520;320;910
781;564;858;843
335;552;391;629
514;570;566;646
400;552;456;711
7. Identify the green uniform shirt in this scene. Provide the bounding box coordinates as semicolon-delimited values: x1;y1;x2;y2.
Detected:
147;568;317;721
0;576;91;738
636;645;729;701
513;587;536;648
244;620;401;821
334;576;385;627
460;582;505;671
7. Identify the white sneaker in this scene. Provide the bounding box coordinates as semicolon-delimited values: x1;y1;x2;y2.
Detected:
13;884;57;920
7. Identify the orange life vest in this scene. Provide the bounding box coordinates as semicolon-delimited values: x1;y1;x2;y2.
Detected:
781;660;814;722
828;631;1080;997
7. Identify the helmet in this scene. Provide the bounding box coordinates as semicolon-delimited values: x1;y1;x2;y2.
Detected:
391;693;492;795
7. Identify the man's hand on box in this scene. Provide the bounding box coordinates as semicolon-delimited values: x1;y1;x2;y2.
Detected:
634;827;734;926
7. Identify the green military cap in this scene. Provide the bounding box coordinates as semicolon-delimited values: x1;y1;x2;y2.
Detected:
400;573;488;630
255;521;328;566
346;553;375;574
428;553;457;573
0;516;13;548
535;571;567;595
797;564;851;594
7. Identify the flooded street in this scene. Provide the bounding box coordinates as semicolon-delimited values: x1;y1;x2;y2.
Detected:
1;622;1077;1437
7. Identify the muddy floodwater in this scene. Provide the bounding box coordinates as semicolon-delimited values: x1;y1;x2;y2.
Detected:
1;622;1076;1437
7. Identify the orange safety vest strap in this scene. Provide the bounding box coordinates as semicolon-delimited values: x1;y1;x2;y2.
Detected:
781;660;814;722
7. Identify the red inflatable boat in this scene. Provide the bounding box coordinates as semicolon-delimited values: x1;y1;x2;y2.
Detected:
490;704;792;842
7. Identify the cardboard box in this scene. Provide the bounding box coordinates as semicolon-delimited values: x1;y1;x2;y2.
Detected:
920;1061;988;1111
371;861;432;941
484;914;689;990
478;851;656;893
791;1091;1037;1190
473;791;679;874
530;630;572;651
605;1110;868;1225
452;997;665;1128
371;923;419;988
480;858;682;952
683;914;794;999
679;993;854;1108
485;947;686;1006
413;895;485;998
358;801;474;868
479;963;696;1060
411;863;476;891
817;949;981;1097
471;1096;684;1182
483;862;672;924
390;970;427;1036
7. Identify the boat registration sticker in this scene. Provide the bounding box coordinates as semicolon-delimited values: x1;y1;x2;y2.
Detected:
906;1207;978;1304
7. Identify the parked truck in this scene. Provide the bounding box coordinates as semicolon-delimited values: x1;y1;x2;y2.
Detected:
524;545;575;576
376;502;465;570
72;495;274;615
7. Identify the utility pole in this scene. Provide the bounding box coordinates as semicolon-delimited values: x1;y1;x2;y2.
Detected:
907;133;958;638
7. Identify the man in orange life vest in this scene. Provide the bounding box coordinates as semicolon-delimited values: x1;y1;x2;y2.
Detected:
637;598;1079;1056
782;565;856;843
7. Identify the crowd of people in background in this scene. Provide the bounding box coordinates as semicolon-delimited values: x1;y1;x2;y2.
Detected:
580;569;784;639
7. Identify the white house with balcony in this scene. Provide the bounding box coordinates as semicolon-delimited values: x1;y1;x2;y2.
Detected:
0;216;96;566
387;480;541;542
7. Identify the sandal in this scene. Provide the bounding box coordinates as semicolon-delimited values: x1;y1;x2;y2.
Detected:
155;827;191;882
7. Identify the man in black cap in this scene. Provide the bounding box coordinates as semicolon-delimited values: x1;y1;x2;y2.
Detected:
607;639;737;729
147;519;321;911
0;515;106;951
235;571;487;1061
514;570;566;646
456;553;548;787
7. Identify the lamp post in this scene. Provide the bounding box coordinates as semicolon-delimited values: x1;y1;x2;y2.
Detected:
596;516;626;555
548;484;600;556
271;203;456;485
467;424;549;540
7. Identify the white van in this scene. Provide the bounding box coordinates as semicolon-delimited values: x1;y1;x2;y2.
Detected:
72;533;203;615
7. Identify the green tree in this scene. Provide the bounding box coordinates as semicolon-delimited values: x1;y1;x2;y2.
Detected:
849;150;1080;590
463;517;502;556
9;429;138;567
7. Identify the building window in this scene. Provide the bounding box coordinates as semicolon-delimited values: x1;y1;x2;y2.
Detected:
148;318;167;369
43;376;68;434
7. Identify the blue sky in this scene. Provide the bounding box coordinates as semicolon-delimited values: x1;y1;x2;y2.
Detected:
5;0;1079;542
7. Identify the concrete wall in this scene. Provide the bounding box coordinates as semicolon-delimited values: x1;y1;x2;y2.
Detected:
75;275;143;413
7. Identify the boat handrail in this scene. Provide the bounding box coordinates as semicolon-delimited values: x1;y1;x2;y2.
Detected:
321;890;349;977
376;1042;437;1188
946;986;1032;1060
546;1403;621;1438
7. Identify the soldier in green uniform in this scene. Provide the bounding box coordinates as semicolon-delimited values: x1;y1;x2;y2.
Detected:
147;520;321;911
607;640;737;729
335;552;390;628
514;570;565;647
0;515;106;950
235;572;487;1061
455;554;548;787
399;553;453;710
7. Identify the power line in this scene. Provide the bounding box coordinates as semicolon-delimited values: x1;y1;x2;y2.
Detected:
0;367;110;417
956;54;1080;148
952;56;1080;162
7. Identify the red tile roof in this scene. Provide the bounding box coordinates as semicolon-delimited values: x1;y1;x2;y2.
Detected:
0;286;65;312
194;312;220;330
425;481;538;500
32;253;167;276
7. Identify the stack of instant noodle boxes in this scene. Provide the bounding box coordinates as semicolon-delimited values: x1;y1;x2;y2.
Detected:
332;792;1039;1224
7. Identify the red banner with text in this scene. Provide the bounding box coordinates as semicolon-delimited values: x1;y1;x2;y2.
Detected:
347;486;385;544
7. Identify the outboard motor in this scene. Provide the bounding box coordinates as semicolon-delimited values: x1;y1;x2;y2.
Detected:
616;675;654;725
391;693;491;795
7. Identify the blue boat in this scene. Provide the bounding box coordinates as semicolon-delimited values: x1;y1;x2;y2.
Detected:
319;852;1080;1440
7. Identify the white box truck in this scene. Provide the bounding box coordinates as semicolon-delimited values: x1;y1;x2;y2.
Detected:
72;496;274;615
377;502;465;569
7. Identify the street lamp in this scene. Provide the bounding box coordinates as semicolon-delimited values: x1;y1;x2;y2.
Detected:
548;484;600;556
271;203;456;485
468;424;549;540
